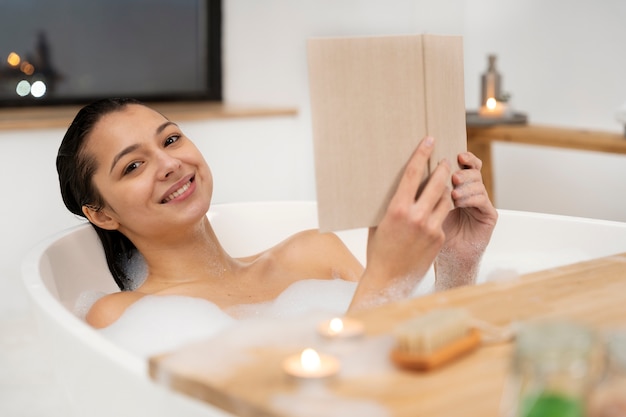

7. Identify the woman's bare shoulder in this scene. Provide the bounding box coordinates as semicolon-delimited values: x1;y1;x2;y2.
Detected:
279;229;364;281
86;291;146;329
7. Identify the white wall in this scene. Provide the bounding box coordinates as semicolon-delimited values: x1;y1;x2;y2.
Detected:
3;0;626;315
464;0;626;220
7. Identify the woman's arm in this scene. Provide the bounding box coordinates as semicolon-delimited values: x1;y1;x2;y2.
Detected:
348;136;452;312
434;152;498;290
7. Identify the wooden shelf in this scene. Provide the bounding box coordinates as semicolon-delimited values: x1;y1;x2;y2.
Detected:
467;124;626;203
0;101;298;131
467;124;626;155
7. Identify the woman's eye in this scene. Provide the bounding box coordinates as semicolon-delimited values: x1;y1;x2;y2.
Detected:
164;134;180;147
123;161;143;175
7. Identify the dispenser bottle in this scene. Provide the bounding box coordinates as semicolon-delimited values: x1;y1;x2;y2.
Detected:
481;54;501;107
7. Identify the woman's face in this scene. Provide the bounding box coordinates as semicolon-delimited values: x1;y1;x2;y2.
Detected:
83;104;213;241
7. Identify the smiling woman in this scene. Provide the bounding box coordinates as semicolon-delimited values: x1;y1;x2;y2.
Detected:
55;97;498;330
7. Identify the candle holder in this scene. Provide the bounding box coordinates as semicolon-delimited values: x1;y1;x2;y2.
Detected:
467;54;527;126
282;348;340;379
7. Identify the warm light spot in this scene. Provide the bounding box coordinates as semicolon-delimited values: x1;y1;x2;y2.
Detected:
30;80;47;98
7;52;20;67
15;80;31;97
329;318;344;334
486;97;497;110
20;62;34;75
300;348;321;372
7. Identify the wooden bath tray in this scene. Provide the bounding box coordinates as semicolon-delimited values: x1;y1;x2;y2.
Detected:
149;252;626;417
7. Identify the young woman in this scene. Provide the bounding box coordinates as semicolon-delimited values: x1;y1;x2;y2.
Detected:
57;98;498;329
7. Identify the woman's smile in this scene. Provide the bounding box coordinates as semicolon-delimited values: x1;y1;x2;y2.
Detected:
161;175;196;204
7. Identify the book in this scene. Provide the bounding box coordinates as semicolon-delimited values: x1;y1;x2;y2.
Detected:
307;34;467;232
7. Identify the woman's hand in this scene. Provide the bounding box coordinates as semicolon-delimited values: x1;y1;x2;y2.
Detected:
435;151;498;290
349;136;453;312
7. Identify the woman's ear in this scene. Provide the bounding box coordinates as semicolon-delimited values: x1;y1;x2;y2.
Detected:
82;205;119;230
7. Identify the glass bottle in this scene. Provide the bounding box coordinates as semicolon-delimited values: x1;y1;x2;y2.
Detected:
588;330;626;417
502;320;605;417
481;54;502;107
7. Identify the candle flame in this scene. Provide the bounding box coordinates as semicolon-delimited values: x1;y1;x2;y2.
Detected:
486;97;497;110
329;318;344;334
300;348;321;371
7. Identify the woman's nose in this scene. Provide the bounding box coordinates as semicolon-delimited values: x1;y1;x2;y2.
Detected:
156;151;181;179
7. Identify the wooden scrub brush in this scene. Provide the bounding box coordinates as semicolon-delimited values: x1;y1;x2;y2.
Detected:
390;308;512;371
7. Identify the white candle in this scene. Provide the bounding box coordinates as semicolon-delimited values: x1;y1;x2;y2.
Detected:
479;97;506;117
282;348;340;379
317;317;365;339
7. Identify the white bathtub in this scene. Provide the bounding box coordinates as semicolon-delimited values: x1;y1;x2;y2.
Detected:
22;201;626;417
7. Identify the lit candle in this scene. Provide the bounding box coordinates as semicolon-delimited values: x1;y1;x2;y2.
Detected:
282;348;340;379
479;97;506;117
317;317;365;339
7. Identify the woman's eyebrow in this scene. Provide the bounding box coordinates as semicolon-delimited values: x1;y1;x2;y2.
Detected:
156;121;177;135
110;144;141;174
108;121;178;174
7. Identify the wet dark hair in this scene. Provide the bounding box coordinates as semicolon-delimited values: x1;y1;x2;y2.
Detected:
56;98;142;291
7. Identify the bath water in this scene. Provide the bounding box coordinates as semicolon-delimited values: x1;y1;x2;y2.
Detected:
100;278;363;357
95;246;589;358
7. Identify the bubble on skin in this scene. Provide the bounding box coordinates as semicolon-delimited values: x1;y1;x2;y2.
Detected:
205;238;228;278
124;251;148;290
122;245;225;291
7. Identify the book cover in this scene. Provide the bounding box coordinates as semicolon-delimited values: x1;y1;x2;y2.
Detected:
308;34;467;232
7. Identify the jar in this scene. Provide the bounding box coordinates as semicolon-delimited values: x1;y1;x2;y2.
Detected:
588;330;626;417
502;320;605;417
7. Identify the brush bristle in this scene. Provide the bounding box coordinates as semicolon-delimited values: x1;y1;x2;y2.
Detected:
393;308;470;355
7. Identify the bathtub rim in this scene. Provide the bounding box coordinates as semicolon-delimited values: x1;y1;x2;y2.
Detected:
21;222;148;377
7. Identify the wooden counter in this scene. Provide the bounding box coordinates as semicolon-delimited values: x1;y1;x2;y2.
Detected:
149;252;626;417
467;124;626;203
0;101;298;131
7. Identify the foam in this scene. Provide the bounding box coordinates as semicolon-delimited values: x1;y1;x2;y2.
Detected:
100;295;235;357
124;251;148;291
99;279;361;357
226;278;359;319
97;270;444;358
98;248;590;359
73;290;107;320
